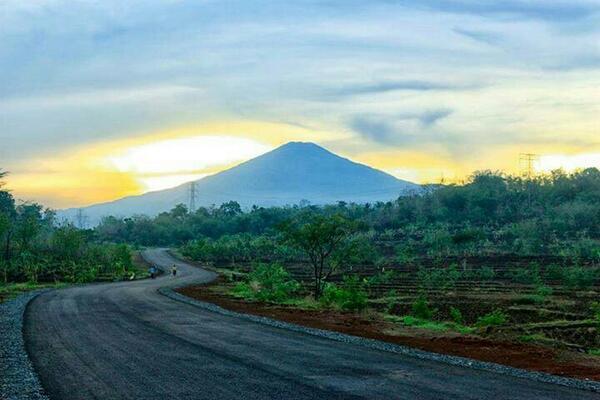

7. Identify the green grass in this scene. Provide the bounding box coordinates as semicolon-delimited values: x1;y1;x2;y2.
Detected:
0;282;67;303
384;314;475;334
518;333;548;343
588;349;600;357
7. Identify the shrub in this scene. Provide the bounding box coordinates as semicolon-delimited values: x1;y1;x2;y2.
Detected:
320;275;368;311
477;266;496;281
561;266;598;290
411;296;436;320
545;263;564;282
232;263;299;302
535;285;553;298
476;309;507;327
449;306;463;324
590;302;600;322
509;265;541;285
417;264;461;291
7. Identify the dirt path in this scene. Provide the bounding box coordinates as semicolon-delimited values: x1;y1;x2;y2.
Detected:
23;249;598;399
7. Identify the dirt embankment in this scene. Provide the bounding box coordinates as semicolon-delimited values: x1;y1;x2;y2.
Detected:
178;281;600;382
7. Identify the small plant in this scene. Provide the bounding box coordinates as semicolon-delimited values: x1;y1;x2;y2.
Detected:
515;285;554;304
590;301;600;323
518;334;547;343
477;266;496;281
411;295;436;320
476;309;507;327
320;275;368;311
232;263;299;302
535;285;553;297
561;266;598;290
449;306;463;324
509;265;541;285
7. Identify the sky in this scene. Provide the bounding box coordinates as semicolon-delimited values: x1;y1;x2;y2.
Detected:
1;0;599;208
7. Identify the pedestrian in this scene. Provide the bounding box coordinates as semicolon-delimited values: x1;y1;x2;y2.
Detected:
149;266;157;279
171;264;177;277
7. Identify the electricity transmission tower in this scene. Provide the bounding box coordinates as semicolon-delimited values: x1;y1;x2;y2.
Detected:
519;153;539;209
75;209;88;229
519;153;539;178
189;181;196;213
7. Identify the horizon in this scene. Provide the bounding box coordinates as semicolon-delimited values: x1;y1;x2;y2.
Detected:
2;1;599;208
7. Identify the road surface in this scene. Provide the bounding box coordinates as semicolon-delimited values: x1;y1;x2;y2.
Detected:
24;249;596;399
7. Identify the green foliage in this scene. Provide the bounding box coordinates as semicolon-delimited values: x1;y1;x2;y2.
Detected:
279;214;360;299
411;295;436;320
475;309;508;327
544;264;598;289
417;264;461;290
320;275;368;311
232;263;299;303
590;302;600;323
397;316;448;331
385;314;474;334
561;266;598;290
509;264;542;285
477;266;496;281
449;306;463;324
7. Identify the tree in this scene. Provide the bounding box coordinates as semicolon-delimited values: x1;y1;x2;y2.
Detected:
279;214;358;299
15;203;43;253
219;201;242;217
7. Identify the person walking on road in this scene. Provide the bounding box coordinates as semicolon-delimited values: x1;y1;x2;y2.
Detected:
171;264;177;277
149;266;157;279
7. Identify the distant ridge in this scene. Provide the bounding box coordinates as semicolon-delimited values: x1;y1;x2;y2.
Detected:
59;142;420;225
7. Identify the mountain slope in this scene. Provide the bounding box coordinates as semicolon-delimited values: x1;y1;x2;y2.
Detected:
59;142;420;225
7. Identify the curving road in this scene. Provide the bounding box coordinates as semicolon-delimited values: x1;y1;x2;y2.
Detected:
24;249;596;399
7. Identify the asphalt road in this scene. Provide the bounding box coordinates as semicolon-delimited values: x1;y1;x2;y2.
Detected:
24;249;597;400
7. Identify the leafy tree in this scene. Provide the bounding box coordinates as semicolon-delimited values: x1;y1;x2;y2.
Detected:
279;214;358;299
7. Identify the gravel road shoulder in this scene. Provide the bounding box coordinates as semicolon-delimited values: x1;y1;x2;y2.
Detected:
0;290;50;400
162;286;600;393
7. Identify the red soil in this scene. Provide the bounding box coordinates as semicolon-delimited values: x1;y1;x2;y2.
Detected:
177;282;600;381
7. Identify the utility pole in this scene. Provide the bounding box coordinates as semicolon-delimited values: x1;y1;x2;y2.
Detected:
189;181;196;213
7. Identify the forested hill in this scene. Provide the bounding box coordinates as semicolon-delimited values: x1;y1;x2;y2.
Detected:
59;142;420;225
95;168;600;263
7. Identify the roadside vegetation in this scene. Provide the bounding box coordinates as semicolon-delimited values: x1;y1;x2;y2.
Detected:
158;169;600;357
0;170;145;302
3;165;600;358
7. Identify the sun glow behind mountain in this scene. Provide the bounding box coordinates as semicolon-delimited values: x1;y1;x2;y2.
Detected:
106;136;272;192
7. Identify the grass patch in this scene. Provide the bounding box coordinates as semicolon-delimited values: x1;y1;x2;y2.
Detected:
0;282;66;303
588;349;600;357
384;314;474;334
518;333;548;343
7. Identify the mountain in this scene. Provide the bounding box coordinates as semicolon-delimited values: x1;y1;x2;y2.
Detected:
59;142;420;225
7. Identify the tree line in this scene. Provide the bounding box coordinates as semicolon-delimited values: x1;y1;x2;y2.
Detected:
0;170;136;284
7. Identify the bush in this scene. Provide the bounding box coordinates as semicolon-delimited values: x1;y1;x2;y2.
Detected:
320;275;368;311
477;266;496;281
411;296;436;320
417;264;461;291
561;266;598;290
535;285;553;298
509;265;541;285
449;306;463;324
590;302;600;322
476;309;507;327
232;263;299;302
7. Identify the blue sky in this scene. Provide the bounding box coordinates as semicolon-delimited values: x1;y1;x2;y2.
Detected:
1;0;599;206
